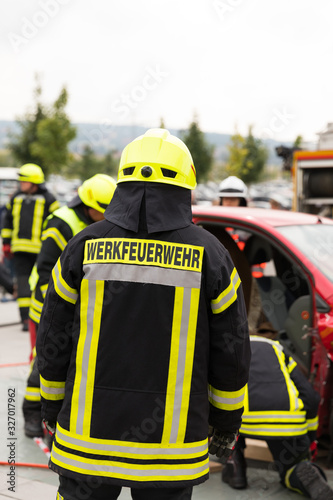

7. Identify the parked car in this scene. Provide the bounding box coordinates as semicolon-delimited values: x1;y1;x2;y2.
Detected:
192;205;333;447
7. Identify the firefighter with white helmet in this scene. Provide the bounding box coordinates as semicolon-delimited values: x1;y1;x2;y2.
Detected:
36;129;250;499
218;176;248;207
23;174;116;440
1;163;60;330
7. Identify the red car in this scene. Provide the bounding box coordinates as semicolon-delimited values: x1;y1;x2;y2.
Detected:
192;205;333;443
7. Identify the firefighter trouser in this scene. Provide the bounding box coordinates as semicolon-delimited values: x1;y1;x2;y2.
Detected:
13;252;36;323
0;262;14;295
238;434;311;483
22;349;41;421
58;476;193;500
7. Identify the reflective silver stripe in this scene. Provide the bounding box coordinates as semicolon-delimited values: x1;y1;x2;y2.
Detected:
76;281;97;434
83;263;201;289
51;446;209;477
250;336;283;350
240;424;307;434
242;414;306;421
53;262;78;303
56;426;207;456
40;382;65;396
211;270;240;312
208;389;244;406
169;288;191;442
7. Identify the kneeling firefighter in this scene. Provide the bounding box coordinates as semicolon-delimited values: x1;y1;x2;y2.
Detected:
36;128;250;499
22;174;116;440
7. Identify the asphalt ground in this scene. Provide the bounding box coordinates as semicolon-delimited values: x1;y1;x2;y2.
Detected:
1;299;333;500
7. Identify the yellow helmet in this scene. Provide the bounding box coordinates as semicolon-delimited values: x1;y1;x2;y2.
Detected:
78;174;116;213
117;128;196;190
18;163;45;184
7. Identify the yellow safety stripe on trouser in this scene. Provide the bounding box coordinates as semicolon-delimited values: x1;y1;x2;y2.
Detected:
25;387;41;401
17;297;31;308
40;376;66;401
285;464;304;494
211;267;241;314
52;259;78;304
208;384;246;411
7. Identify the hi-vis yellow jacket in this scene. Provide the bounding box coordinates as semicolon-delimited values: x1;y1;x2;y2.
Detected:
37;218;250;488
1;186;59;254
29;205;88;324
240;336;320;440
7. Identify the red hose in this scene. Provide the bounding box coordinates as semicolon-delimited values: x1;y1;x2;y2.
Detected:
0;461;49;468
0;361;29;368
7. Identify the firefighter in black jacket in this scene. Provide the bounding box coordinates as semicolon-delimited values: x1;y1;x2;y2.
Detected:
1;163;60;330
23;174;116;439
36;129;251;500
222;323;333;499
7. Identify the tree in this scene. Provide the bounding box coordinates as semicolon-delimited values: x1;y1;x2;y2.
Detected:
8;79;76;178
226;127;268;184
181;118;214;183
69;145;118;181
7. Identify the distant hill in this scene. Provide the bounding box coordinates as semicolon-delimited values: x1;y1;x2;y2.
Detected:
0;120;290;165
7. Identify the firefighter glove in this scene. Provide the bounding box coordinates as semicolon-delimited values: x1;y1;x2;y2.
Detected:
43;419;56;435
2;244;13;260
208;428;238;463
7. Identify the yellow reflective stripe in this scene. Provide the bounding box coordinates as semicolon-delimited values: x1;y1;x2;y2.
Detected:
42;227;67;251
307;416;319;431
273;344;302;412
41;283;48;297
51;442;209;481
71;279;89;433
242;410;306;423
177;287;200;442
240;423;308;436
162;287;183;444
82;280;104;435
31;296;43;312
11;240;42;253
211;267;241;314
56;423;208;458
56;492;65;500
52;259;78;304
17;297;31;308
285;465;303;494
40;375;65;401
1;228;12;238
29;307;41;323
31;198;45;245
12;197;23;243
25;387;40;401
288;359;297;373
49;200;61;213
208;384;246;411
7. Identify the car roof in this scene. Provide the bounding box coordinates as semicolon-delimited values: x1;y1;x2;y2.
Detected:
192;205;333;228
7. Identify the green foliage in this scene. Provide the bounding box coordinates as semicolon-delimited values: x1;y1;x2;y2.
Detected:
181;118;214;183
293;135;303;148
7;80;76;178
226;127;268;184
69;145;118;181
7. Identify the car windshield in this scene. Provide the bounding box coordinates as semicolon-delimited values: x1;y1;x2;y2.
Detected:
277;224;333;283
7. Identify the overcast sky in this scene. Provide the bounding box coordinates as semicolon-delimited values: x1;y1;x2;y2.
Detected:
2;0;333;143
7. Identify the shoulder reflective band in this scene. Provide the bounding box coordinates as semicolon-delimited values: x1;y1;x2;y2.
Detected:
42;227;67;251
211;267;241;314
52;259;78;304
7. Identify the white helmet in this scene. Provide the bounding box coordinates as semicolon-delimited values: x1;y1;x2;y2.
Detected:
218;176;248;206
